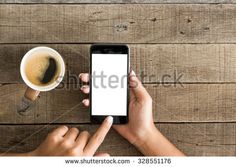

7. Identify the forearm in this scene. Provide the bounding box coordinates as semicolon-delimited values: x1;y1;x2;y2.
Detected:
135;127;185;156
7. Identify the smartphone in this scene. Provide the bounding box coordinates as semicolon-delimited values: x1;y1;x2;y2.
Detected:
90;44;129;124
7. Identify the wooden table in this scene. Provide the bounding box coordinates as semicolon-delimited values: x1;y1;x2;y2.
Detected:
0;0;236;156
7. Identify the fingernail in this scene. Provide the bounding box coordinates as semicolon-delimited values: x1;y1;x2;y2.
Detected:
130;71;137;82
82;99;87;104
81;85;88;91
63;125;68;130
107;116;113;124
79;73;83;78
80;86;85;90
131;70;136;76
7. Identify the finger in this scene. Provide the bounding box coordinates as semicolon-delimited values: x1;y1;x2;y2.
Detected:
80;85;90;94
50;126;69;137
79;73;90;83
129;70;150;100
75;131;90;149
94;152;110;157
129;85;135;101
64;128;79;141
84;116;113;155
82;99;90;107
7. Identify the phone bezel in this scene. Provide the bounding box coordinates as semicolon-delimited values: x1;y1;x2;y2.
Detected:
89;44;129;124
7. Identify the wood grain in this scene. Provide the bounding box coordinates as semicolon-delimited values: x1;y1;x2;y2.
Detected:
0;44;89;83
1;0;236;4
0;124;141;156
1;44;236;83
1;4;236;43
0;123;235;156
0;1;236;157
1;83;236;123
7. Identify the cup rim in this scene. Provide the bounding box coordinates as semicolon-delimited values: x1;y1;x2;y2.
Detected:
20;46;65;92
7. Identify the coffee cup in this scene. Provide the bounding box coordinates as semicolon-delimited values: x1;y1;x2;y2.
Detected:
20;46;65;101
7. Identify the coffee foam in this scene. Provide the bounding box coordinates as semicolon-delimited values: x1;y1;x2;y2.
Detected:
25;53;59;86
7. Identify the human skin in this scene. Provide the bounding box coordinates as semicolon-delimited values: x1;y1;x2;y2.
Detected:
80;71;185;156
1;70;184;156
1;116;113;156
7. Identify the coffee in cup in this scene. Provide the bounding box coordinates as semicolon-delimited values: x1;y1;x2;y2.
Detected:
20;46;65;101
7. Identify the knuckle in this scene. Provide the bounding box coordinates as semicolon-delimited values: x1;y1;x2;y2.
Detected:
60;140;71;148
140;100;147;106
47;134;58;143
141;95;152;104
93;133;104;143
81;131;90;137
70;127;79;133
67;149;79;156
60;125;68;130
103;124;110;131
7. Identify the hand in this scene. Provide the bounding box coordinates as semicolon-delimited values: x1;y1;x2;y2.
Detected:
79;71;156;147
80;71;184;156
30;116;113;156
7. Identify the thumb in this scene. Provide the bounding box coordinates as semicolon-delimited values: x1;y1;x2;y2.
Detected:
129;70;150;100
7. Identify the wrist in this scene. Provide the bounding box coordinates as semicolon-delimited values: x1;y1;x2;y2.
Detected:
135;127;161;156
134;125;185;156
133;124;158;151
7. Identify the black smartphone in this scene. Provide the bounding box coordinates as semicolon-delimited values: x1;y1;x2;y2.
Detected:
90;44;129;124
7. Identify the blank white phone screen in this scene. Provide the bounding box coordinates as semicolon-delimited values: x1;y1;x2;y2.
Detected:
91;54;128;116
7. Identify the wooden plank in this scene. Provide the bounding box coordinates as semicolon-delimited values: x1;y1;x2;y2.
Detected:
158;123;236;156
1;0;236;4
134;44;236;83
0;124;141;156
1;44;236;83
0;44;89;84
0;83;87;124
0;123;235;156
1;4;236;43
1;83;236;123
150;84;236;122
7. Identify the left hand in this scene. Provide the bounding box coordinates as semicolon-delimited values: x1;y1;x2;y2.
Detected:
79;72;155;146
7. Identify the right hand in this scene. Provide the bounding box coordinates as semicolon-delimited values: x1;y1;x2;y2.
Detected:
31;116;113;156
80;71;156;147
